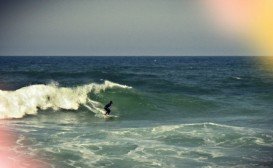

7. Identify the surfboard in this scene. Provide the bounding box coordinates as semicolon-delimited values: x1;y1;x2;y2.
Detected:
103;114;118;119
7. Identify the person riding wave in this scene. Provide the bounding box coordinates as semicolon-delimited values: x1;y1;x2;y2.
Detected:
104;101;113;115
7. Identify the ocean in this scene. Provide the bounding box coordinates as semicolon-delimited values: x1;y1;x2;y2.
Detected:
0;56;273;167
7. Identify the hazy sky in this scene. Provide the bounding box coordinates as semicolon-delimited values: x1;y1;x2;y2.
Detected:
0;0;252;56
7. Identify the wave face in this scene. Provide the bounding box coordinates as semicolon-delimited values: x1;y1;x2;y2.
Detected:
0;80;131;119
1;56;273;122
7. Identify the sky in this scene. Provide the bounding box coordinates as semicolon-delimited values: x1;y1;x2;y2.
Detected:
0;0;253;56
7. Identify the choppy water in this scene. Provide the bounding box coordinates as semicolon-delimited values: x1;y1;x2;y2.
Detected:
0;56;273;167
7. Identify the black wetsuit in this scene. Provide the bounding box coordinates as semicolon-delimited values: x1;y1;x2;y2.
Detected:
104;102;112;115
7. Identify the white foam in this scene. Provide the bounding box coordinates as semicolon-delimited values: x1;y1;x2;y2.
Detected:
233;76;241;80
0;80;131;119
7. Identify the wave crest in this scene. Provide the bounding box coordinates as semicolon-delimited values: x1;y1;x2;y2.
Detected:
0;80;132;119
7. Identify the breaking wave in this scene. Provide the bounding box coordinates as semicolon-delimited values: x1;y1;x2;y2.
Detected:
0;80;132;119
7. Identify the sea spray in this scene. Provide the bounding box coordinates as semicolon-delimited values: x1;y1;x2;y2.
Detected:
0;80;132;119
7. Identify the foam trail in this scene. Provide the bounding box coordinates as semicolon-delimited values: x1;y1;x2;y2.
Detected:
84;99;107;118
0;80;131;119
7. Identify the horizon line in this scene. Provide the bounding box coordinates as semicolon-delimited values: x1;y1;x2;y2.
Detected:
0;55;264;57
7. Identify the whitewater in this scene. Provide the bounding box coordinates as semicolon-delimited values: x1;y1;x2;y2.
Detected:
0;80;131;119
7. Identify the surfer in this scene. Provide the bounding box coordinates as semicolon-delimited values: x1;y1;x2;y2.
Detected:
104;101;113;115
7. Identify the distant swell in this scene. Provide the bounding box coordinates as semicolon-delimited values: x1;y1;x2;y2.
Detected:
0;80;132;119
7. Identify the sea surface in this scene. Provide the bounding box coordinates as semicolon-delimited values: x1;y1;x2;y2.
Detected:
0;56;273;167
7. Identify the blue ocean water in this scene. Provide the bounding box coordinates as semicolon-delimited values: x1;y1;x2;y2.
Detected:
0;56;273;167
